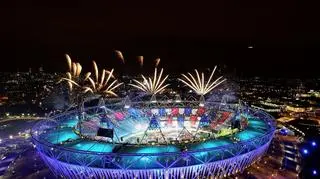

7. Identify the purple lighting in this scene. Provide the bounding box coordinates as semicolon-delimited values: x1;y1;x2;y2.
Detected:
312;141;316;147
37;142;272;178
32;102;275;178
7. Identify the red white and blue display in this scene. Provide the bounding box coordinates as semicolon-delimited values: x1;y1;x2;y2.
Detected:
32;98;275;178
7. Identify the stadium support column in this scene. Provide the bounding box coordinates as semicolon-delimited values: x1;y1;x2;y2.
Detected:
78;95;85;135
123;96;131;109
141;115;166;144
199;95;205;107
150;94;157;103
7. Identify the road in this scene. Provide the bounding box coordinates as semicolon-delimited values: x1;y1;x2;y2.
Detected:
0;117;46;123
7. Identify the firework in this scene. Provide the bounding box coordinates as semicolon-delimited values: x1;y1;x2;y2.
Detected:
115;50;125;64
129;68;169;95
58;54;83;91
178;66;226;95
137;56;144;67
155;58;160;67
83;61;122;97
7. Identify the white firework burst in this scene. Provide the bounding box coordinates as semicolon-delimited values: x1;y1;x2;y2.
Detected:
58;54;87;91
129;68;169;95
178;66;226;95
83;61;122;97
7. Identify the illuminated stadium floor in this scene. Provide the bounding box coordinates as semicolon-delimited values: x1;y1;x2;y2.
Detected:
65;139;114;152
40;117;268;154
42;128;79;144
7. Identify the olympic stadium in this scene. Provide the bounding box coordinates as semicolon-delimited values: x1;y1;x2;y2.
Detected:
31;56;275;178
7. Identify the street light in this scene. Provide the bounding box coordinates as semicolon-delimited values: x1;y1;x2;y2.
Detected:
303;149;308;155
313;170;317;175
312;141;316;147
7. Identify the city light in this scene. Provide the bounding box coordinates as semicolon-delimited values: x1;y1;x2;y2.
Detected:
303;149;308;154
312;141;317;147
313;170;317;175
9;135;13;139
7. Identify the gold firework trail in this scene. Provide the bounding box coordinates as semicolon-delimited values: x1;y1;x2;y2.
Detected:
178;66;226;95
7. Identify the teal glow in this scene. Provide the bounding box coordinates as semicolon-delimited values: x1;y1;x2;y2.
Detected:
67;140;113;152
40;113;269;159
190;139;231;150
44;128;79;144
61;118;78;127
235;129;262;141
248;120;267;129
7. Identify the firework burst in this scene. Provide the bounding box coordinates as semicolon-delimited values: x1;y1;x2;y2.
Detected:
129;68;169;95
178;66;226;96
83;61;122;97
58;54;88;91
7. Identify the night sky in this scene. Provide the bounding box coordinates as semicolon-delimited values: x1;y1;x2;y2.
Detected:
1;1;319;77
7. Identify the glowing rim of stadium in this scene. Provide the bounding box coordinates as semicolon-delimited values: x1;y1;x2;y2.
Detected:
31;99;275;178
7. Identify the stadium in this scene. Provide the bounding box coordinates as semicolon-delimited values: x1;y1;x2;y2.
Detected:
31;56;275;178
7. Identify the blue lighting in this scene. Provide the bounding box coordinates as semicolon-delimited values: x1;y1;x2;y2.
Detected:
128;108;142;118
159;108;166;116
199;115;210;127
184;107;192;116
178;115;184;128
313;169;317;175
303;149;308;154
149;116;160;129
312;141;317;147
279;127;288;135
